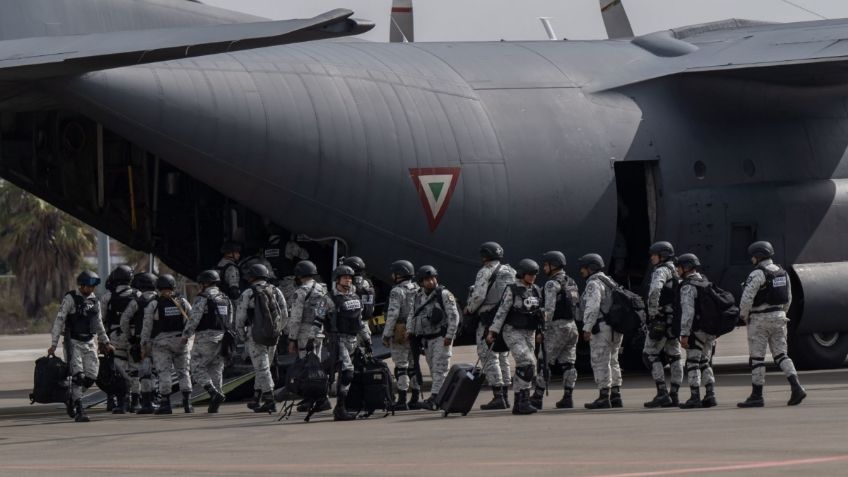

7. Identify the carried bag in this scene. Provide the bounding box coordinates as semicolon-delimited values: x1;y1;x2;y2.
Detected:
347;348;394;417
30;356;69;404
251;284;284;346
278;351;328;422
96;354;127;396
694;281;740;336
597;276;645;335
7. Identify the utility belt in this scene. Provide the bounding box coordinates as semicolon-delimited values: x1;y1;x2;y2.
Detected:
552;316;575;322
416;328;447;341
751;306;784;315
69;332;94;342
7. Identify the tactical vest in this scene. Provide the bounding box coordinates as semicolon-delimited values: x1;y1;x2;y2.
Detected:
66;292;98;341
505;284;543;330
412;287;448;338
105;288;138;330
551;273;579;321
332;292;363;335
151;296;184;338
752;265;790;308
353;276;375;318
131;292;157;338
197;291;229;332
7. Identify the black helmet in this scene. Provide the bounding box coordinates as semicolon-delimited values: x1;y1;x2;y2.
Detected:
479;241;504;260
109;265;133;285
541;251;566;269
220;241;242;254
156;274;177;290
516;259;540;277
415;265;438;283
676;253;701;270
132;272;157;291
246;263;270;280
196;270;220;285
333;265;355;281
578;253;605;272
649;241;675;260
293;260;318;277
76;270;101;287
390;260;414;278
748;241;774;259
342;256;366;274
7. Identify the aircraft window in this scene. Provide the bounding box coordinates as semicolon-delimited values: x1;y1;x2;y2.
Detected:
694;161;706;180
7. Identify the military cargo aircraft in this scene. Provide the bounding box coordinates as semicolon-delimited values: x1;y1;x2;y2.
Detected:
1;0;847;368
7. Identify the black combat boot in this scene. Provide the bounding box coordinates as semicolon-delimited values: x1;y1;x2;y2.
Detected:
420;396;437;411
182;391;194;413
480;386;508;410
246;390;261;410
502;386;511;407
737;384;765;408
610;386;623;408
407;389;423;410
113;394;126;414
333;392;357;421
555;387;574;409
154;397;172;415
254;392;276;414
106;394;116;412
137;392;154;414
74;400;89;423
666;383;680;407
512;389;538;415
701;383;717;408
787;375;807;406
680;386;702;409
393;390;409;411
585;388;611;409
644;382;673;408
529;387;544;410
205;384;226;413
130;393;141;413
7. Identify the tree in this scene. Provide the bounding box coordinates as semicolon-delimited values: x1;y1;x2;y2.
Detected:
0;181;95;320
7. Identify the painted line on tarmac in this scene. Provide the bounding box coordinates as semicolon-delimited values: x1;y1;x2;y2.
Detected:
585;455;848;477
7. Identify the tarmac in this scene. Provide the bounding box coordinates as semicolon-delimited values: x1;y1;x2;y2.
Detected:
1;332;846;477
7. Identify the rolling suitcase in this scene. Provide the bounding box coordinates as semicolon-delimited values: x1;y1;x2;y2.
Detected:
433;363;484;417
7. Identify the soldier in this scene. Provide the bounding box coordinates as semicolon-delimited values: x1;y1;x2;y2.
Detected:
185;270;232;413
579;254;624;409
737;241;806;407
100;265;138;414
47;271;114;422
381;260;422;410
141;274;193;415
286;260;331;413
643;241;684;408
464;241;515;410
676;254;718;409
342;256;375;325
324;265;373;421
530;251;580;410
236;264;288;414
407;266;460;410
120;272;158;414
263;227;290;279
217;241;242;300
487;259;543;415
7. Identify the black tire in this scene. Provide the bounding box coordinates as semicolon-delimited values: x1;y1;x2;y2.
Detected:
788;330;848;369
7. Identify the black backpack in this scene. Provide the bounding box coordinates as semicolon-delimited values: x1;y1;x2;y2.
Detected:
347;348;394;417
96;354;127;396
30;356;69;404
279;351;328;422
251;284;284;346
597;276;646;334
692;280;740;336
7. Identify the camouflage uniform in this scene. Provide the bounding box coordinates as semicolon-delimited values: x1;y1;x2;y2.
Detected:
288;279;329;358
408;286;460;396
644;261;684;394
490;283;541;393
466;261;515;389
581;273;623;390
679;272;716;389
101;285;139;398
50;290;110;400
185;286;232;393
120;291;158;394
536;270;580;395
236;281;288;394
141;295;193;395
382;279;420;393
353;275;375;348
325;285;372;394
739;259;796;385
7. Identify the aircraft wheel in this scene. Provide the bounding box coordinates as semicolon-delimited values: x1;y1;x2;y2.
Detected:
788;330;848;369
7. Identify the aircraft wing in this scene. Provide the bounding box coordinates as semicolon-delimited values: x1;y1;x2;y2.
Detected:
598;18;848;89
0;9;373;81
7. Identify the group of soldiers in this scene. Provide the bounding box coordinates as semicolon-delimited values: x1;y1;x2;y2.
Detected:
47;236;808;422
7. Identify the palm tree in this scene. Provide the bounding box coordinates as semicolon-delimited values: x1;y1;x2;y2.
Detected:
0;181;95;320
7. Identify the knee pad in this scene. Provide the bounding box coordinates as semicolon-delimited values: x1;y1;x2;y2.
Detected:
562;362;574;371
515;365;535;382
394;367;408;379
773;352;789;366
72;373;85;386
749;356;766;370
642;353;657;368
83;376;96;388
548;363;565;376
666;354;681;364
340;370;354;386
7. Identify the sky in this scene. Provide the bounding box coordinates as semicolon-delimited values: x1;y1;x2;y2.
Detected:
202;0;848;41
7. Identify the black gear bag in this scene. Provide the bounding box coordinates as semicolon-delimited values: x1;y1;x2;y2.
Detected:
277;351;328;422
30;356;69;404
347;348;394;418
693;281;740;336
96;354;128;396
597;276;646;334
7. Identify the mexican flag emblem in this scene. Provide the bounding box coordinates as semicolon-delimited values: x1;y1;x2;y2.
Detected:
409;167;461;232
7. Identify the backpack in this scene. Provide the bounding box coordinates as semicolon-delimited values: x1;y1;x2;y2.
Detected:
347;348;394;417
597;276;645;334
30;356;69;404
96;354;127;396
693;280;740;336
279;351;328;422
251;284;284;346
